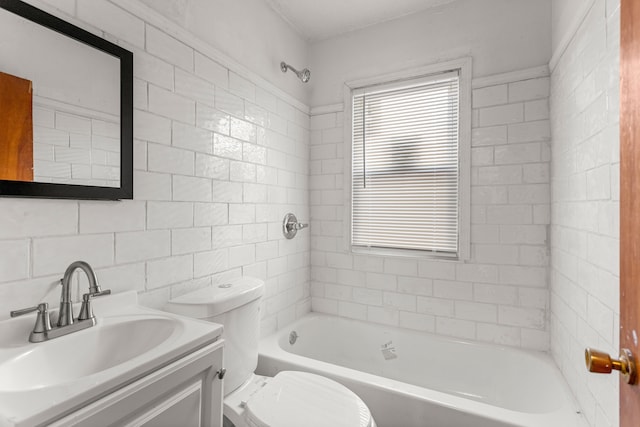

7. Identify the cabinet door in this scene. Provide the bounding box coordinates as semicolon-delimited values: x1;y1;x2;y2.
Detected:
126;380;203;427
50;341;224;427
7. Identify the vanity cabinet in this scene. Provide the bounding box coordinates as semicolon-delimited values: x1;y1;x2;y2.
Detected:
49;340;224;427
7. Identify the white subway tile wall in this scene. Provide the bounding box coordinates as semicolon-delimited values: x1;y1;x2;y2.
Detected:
32;101;120;187
0;0;311;337
310;74;551;350
550;0;620;426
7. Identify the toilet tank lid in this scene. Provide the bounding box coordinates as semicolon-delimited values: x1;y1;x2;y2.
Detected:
164;277;265;319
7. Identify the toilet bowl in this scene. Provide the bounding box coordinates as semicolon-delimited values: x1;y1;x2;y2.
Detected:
165;277;375;427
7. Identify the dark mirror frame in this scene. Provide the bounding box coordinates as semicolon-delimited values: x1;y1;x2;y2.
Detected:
0;0;133;200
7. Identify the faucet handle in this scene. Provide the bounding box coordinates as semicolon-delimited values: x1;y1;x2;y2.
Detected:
10;303;52;341
10;303;46;318
78;289;111;321
90;289;111;297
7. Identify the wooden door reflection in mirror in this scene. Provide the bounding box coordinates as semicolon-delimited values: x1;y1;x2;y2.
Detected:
0;71;33;182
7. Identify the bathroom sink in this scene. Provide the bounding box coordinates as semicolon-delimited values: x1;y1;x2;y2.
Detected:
0;316;180;392
0;291;222;427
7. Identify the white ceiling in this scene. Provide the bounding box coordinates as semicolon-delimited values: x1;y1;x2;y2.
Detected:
264;0;458;42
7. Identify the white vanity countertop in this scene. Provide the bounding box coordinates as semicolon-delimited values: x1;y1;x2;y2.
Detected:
0;291;223;427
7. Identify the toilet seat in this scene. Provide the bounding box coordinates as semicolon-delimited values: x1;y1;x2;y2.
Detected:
243;371;373;427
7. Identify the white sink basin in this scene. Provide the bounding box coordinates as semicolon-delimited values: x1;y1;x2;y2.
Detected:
0;291;222;427
0;316;180;392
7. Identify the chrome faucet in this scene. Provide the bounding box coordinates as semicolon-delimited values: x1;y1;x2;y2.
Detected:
58;260;109;326
10;261;111;342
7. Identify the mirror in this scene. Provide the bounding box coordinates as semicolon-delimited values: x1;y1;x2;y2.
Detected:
0;0;133;200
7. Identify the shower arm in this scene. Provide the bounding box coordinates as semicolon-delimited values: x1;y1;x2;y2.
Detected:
280;61;310;83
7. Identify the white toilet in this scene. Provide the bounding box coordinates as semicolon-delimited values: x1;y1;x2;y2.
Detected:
165;277;375;427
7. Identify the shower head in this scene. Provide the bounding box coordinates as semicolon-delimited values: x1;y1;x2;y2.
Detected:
280;61;311;83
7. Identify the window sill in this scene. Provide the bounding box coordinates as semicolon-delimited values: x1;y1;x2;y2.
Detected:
350;245;460;261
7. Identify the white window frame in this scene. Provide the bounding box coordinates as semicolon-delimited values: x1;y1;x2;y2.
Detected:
342;58;472;260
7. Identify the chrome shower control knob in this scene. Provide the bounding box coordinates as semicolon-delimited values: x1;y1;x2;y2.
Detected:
282;213;309;239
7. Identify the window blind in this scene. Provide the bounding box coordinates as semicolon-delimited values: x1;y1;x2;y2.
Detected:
351;71;460;255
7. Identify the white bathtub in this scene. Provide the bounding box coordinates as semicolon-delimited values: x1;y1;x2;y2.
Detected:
257;313;586;427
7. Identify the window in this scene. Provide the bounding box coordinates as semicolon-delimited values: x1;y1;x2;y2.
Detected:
350;63;470;259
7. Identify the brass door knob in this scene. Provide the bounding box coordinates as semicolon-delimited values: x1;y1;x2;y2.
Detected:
585;347;637;384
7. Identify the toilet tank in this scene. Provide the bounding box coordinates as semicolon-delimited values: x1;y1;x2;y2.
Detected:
164;277;264;395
